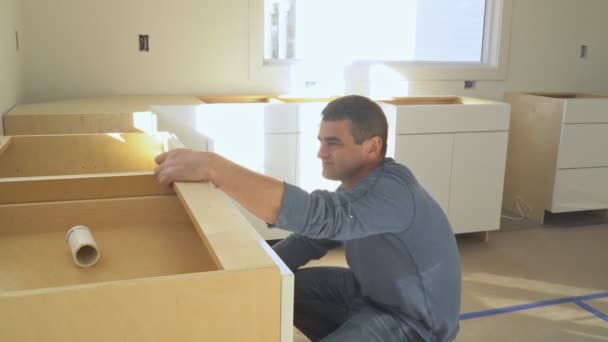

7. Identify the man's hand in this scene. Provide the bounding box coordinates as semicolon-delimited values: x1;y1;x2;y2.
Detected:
154;149;214;186
154;148;284;224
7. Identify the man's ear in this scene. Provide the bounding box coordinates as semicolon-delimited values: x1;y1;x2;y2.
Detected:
364;137;383;159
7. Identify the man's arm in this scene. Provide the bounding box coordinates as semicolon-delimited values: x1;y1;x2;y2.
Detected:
154;149;284;225
275;175;415;240
272;234;341;273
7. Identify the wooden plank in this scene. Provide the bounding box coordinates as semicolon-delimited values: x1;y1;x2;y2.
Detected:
0;172;172;205
502;93;565;223
173;182;278;271
0;133;164;177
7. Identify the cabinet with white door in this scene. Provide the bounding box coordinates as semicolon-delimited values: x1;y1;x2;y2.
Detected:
503;93;608;223
380;97;510;234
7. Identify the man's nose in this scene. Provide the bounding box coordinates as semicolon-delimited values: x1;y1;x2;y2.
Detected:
317;144;328;159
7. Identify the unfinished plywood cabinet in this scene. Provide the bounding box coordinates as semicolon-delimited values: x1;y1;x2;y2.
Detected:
0;184;293;342
0;134;293;341
503;93;608;223
379;97;510;234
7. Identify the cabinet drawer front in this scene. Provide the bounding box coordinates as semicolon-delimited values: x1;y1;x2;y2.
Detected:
557;124;608;168
563;99;608;123
393;104;510;134
552;168;608;212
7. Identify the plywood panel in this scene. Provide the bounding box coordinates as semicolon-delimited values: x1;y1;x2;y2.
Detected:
174;182;278;271
0;268;282;342
4;113;148;135
502;93;565;223
0;133;163;177
0;173;171;205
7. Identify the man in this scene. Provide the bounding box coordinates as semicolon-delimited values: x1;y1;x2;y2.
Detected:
154;95;461;341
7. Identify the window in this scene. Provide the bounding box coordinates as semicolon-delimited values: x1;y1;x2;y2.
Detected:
250;0;512;82
265;0;489;63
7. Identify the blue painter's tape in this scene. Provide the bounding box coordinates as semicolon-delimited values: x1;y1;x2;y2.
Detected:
574;301;608;322
460;291;608;320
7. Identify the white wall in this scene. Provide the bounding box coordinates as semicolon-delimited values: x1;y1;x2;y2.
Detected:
407;0;608;100
22;0;280;102
505;0;608;94
20;0;608;103
0;0;23;134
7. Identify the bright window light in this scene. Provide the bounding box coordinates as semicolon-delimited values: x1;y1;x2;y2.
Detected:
265;0;488;63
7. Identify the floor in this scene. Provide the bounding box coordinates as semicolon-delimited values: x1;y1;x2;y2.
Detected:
292;211;608;341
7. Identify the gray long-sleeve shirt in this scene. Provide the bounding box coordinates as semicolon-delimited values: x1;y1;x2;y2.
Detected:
272;158;461;342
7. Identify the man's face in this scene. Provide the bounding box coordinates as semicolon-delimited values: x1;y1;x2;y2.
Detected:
317;119;368;184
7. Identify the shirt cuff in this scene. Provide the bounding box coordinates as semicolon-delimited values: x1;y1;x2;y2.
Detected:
274;182;309;232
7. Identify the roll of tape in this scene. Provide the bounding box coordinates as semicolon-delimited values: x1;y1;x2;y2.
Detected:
66;225;100;267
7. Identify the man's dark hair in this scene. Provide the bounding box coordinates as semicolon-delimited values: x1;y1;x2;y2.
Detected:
321;95;388;157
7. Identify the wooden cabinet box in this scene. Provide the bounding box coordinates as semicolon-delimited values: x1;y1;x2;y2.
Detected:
0;182;293;342
379;97;510;234
503;93;608;223
3;96;203;135
0;134;293;341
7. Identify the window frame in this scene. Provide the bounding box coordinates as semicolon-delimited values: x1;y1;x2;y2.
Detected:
249;0;513;82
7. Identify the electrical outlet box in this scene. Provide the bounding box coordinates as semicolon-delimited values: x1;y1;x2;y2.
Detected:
139;34;149;52
464;80;476;89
